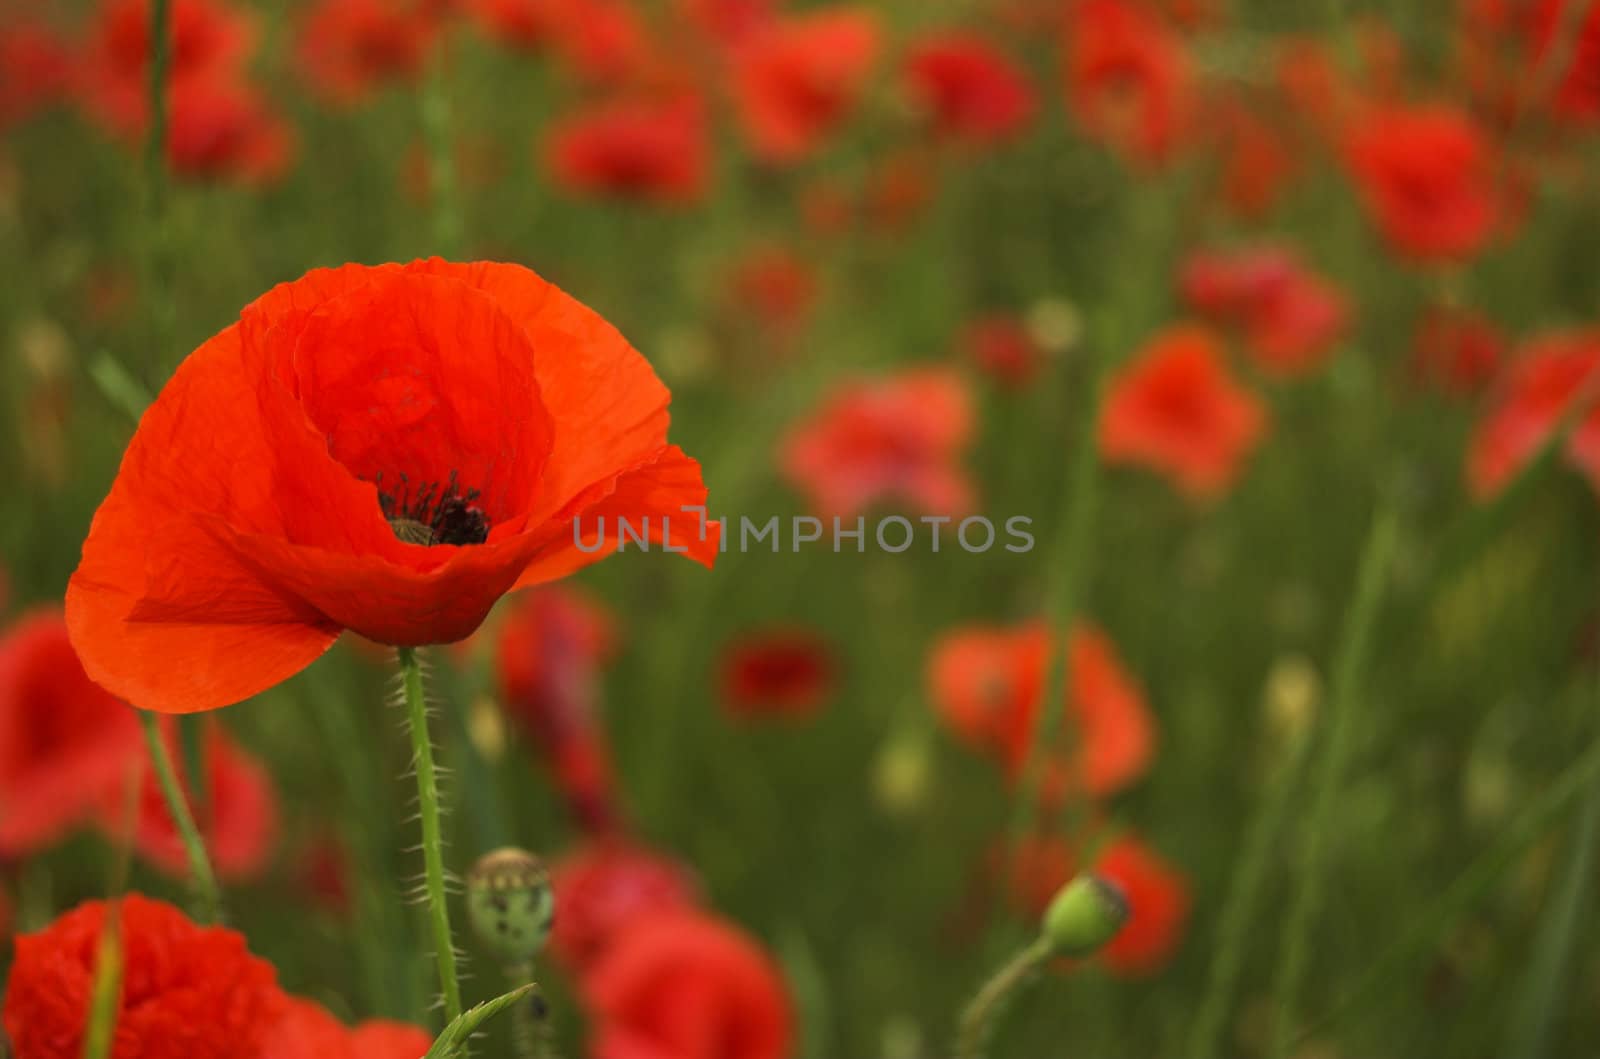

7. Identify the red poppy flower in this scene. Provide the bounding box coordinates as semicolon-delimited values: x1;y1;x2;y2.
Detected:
66;259;716;715
864;148;939;232
1202;95;1299;218
165;77;295;185
107;718;278;881
550;839;700;973
1063;0;1192;167
928;621;1154;796
728;244;819;334
1179;246;1348;377
1467;330;1600;498
0;610;141;859
544;94;710;205
1099;325;1268;500
2;894;284;1059
585;911;793;1059
962;314;1044;389
1093;834;1190;974
719;628;837;720
902;33;1037;146
1;23;75;131
296;0;437;107
467;0;558;52
1411;306;1504;396
263;995;431;1059
1532;0;1600;125
545;0;653;86
1345;104;1500;263
296;833;354;916
679;0;776;48
731;7;881;163
781;368;975;518
1472;0;1600;126
81;0;257;134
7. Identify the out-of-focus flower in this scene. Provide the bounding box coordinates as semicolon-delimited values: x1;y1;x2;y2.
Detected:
585;911;793;1059
2;894;284;1059
732;7;881;163
1179;246;1348;377
545;0;653;86
1531;0;1600;126
296;832;354;916
495;586;621;833
262;995;431;1059
1063;0;1192;167
679;0;776;49
0;610;141;859
1467;330;1600;498
1464;0;1600;127
1093;834;1190;975
545;93;710;205
1345;104;1501;263
550;840;700;973
928;622;1154;797
110;719;279;882
81;0;257;134
1099;325;1268;500
1;23;75;130
165;76;295;185
296;0;437;107
719;628;837;720
728;243;819;335
865;147;938;232
466;0;557;51
963;314;1045;389
901;32;1037;146
1411;306;1504;397
1201;94;1300;218
66;260;715;715
781;368;975;518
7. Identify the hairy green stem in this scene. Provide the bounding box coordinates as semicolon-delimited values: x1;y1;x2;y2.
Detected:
399;647;464;1025
954;938;1053;1059
139;712;220;923
1270;504;1400;1056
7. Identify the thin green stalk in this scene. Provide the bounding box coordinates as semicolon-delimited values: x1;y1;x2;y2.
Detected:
82;901;123;1059
398;646;464;1025
954;938;1053;1059
139;712;220;923
1270;502;1400;1057
141;0;175;384
505;962;555;1059
420;55;463;257
1187;732;1313;1059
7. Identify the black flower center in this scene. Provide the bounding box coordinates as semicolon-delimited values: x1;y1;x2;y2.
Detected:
377;471;490;547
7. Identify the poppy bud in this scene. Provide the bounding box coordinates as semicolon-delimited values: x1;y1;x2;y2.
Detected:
1042;873;1128;956
466;847;555;966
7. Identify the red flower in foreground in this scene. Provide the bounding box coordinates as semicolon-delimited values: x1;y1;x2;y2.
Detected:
1467;330;1600;498
1063;0;1192;167
1;24;75;130
262;995;431;1059
1411;306;1503;397
585;911;793;1059
544;94;710;205
928;621;1154;796
732;7;881;163
550;840;701;973
296;0;437;106
3;895;284;1059
1099;325;1268;500
902;33;1037;146
1179;246;1348;377
1345;104;1500;263
781;368;975;518
0;610;140;859
67;259;715;714
1093;834;1190;974
719;628;837;720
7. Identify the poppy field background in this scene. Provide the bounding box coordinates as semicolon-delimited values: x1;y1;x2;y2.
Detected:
2;0;1600;1057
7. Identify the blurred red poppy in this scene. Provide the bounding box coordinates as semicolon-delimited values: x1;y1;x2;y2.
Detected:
732;7;881;163
3;894;285;1059
585;911;793;1059
296;0;437;107
467;0;557;52
1179;246;1348;377
1202;94;1300;218
1063;0;1192;167
1345;104;1501;263
545;94;710;205
0;23;75;130
719;628;837;720
545;0;653;85
929;621;1154;797
67;259;716;714
0;610;141;859
550;839;701;973
781;368;975;518
902;32;1037;146
728;244;819;334
1099;325;1268;500
81;0;257;134
1467;330;1600;498
1093;833;1190;975
1411;306;1504;397
165;76;295;185
963;314;1045;389
262;995;431;1059
679;0;776;49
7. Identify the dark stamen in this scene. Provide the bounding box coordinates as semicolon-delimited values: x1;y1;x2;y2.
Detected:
376;470;489;546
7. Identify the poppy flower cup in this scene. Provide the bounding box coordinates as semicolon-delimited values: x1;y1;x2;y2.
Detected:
67;259;716;715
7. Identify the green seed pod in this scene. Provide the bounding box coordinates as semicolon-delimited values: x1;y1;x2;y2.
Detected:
1042;873;1128;957
465;847;555;966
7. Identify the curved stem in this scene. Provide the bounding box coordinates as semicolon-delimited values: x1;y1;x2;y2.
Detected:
139;712;220;923
954;938;1053;1059
399;647;464;1025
